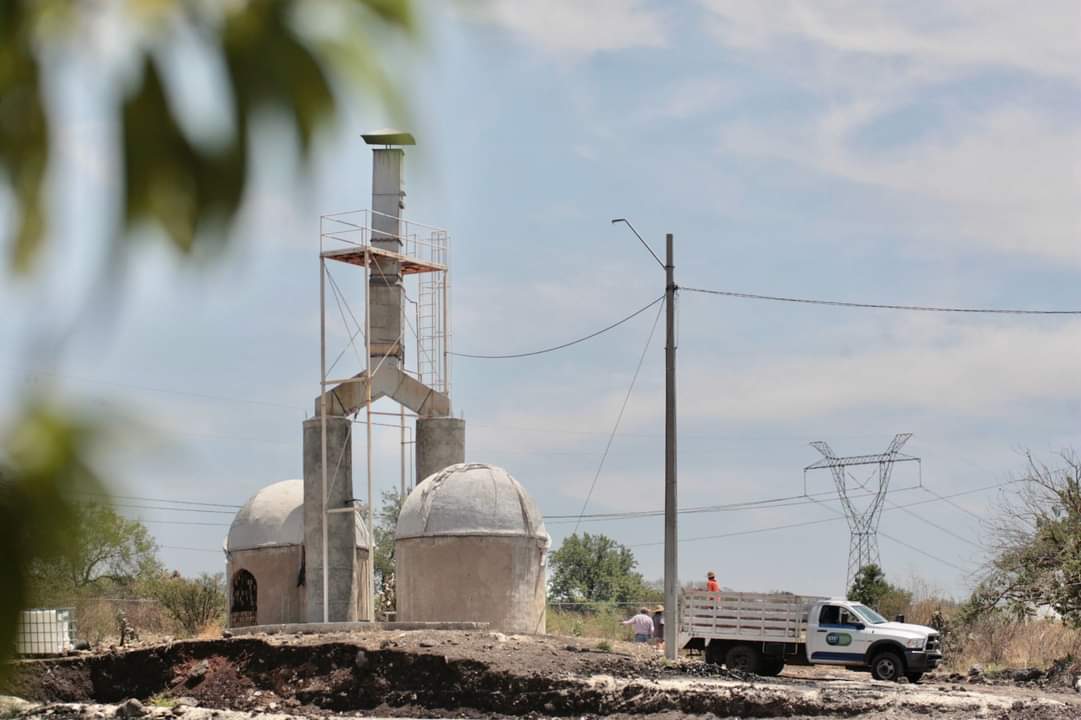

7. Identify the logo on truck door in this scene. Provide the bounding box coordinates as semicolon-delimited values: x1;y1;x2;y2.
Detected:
826;632;852;646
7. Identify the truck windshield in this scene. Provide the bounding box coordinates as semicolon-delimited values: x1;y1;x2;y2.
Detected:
851;604;888;625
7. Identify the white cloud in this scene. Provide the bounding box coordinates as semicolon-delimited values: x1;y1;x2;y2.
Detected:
696;0;1081;265
682;318;1081;422
467;0;668;57
698;1;1081;80
716;108;1081;264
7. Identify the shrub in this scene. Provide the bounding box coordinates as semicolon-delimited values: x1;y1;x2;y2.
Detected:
148;573;225;636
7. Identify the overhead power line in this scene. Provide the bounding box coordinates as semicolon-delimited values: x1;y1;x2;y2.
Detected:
573;300;665;534
879;531;972;574
161;545;223;554
885;499;982;549
552;477;1015;525
547;485;923;524
682;287;1081;315
76;492;242;509
25;371;305;411
806;494;977;574
450;295;664;359
628;479;1014;552
108;503;236;515
630;516;840;547
921;485;985;522
140;519;231;527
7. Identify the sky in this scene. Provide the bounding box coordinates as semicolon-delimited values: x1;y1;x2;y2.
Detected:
1;0;1080;600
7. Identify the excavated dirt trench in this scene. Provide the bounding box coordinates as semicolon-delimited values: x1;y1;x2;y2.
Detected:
7;636;1080;719
8;638;855;717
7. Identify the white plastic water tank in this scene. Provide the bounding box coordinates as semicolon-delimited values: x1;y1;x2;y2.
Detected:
16;609;72;655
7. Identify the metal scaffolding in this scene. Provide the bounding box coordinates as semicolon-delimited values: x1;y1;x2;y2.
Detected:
317;207;450;621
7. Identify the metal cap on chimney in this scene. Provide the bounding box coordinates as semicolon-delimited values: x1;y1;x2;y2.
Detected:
361;129;416;146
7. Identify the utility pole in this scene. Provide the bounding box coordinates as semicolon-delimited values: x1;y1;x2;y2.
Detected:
663;233;678;660
611;219;679;660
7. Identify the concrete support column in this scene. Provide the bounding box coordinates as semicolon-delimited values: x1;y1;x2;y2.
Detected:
302;416;359;622
415;417;465;485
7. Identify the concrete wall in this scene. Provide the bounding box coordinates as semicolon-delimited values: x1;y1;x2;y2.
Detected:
354;548;372;621
227;546;305;627
396;535;546;634
415;417;465;485
302;416;358;622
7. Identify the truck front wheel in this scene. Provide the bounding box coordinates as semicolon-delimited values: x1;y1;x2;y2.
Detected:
725;644;761;674
870;651;905;682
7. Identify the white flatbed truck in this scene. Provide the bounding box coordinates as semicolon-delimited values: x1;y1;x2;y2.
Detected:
679;590;942;682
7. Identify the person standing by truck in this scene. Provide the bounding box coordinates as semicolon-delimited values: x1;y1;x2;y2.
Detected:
652;605;665;648
706;571;720;592
622;607;654;642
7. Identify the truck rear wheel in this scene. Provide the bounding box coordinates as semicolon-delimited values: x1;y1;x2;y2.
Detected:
759;656;784;676
705;642;724;666
870;651;905;682
725;644;761;674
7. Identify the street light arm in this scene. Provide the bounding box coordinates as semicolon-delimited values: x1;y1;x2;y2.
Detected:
611;218;665;270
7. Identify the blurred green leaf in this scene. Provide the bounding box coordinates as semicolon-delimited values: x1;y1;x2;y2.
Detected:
0;404;104;678
4;0;415;269
0;2;50;273
0;0;415;679
122;56;246;255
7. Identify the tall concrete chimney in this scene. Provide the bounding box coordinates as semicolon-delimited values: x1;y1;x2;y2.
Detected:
368;144;406;369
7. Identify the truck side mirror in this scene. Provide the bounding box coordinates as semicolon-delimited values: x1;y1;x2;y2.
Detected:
852;622;865;630
894;614;905;623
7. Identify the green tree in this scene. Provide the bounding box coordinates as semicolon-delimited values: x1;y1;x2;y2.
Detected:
849;564;911;618
0;0;414;674
849;564;889;607
548;533;660;605
30;502;159;601
372;489;403;616
149;572;226;636
964;451;1081;625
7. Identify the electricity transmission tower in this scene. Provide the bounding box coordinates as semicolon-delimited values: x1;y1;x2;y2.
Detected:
804;434;920;589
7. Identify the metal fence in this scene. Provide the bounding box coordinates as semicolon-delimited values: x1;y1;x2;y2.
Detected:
16;608;76;656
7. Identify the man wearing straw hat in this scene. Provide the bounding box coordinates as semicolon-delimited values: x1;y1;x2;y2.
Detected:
706;570;720;592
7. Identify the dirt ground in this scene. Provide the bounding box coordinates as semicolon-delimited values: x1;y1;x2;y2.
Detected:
5;630;1081;719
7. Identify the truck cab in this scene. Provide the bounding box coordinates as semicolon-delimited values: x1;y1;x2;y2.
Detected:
806;598;942;681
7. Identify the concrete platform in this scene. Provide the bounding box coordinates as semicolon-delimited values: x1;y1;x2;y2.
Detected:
229;621;490;636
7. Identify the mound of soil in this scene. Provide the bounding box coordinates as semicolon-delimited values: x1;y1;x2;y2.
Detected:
936;657;1081;692
1043;657;1081;691
6;632;1080;719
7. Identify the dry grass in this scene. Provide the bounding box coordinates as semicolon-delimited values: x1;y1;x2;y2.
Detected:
73;596;224;646
546;606;640;642
75;597;176;645
947;615;1081;671
196;619;225;639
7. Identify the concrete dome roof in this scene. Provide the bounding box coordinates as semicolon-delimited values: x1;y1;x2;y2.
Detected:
227;479;369;552
396;463;549;541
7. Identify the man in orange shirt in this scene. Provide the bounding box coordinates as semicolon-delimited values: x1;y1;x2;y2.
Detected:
706;570;720;592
